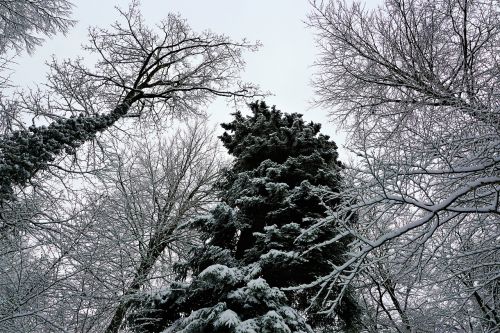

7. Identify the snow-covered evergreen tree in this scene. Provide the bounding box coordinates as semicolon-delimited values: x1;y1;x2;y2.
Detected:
128;102;359;332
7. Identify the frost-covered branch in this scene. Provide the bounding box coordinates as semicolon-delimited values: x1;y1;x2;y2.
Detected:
307;0;500;330
0;1;260;204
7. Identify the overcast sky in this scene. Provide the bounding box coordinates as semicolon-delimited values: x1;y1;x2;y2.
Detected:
12;0;380;160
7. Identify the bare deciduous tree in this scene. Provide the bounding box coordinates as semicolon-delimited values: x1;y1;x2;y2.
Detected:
98;121;223;333
0;0;259;204
0;0;74;152
0;0;74;92
0;120;223;332
0;0;74;54
0;1;258;331
303;0;500;330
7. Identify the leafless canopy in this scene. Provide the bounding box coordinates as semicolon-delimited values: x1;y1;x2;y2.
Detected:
0;1;259;332
0;0;74;131
0;0;260;205
44;0;260;124
0;0;74;54
305;0;499;331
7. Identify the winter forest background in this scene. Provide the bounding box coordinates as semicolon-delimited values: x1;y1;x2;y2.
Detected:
0;0;498;332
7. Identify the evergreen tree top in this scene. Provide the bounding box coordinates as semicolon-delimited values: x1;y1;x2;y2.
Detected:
220;101;339;171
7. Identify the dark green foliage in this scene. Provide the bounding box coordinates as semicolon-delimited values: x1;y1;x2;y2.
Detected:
219;103;338;172
128;102;359;332
0;103;128;203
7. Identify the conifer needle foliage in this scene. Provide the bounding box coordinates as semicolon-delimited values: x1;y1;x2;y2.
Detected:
128;102;359;333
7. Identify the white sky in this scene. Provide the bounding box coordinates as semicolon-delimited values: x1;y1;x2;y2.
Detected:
11;0;381;161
